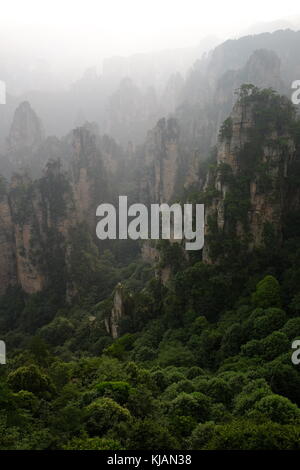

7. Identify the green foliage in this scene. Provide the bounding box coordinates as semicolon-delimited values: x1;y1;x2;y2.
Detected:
7;365;55;399
158;342;196;367
104;334;136;360
205;420;300;450
157;240;186;272
68;224;118;302
188;422;215;449
262;331;290;361
224;173;251;228
252;275;282;308
252;308;286;339
39;317;75;346
84;398;131;435
124;418;178;450
95;381;131;404
219;117;233;141
254;395;300;424
64;437;122;450
169;392;211;421
233;379;271;416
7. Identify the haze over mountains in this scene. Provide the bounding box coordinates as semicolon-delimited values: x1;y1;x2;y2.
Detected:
0;35;219;147
0;14;299;149
3;1;300;449
1;27;300;162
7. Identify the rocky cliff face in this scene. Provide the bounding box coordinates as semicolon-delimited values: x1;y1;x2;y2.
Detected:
0;115;111;297
203;86;299;262
140;117;197;204
105;283;126;339
71;126;106;226
0;180;17;295
0;161;75;295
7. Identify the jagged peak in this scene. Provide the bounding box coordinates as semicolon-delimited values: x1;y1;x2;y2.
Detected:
8;101;44;152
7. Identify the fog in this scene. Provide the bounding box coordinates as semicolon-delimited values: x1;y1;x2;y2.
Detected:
1;0;300;152
1;0;300;92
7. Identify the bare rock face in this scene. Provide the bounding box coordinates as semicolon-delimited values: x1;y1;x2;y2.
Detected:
141;117;202;205
216;98;254;173
105;283;126;339
141;242;160;264
9;162;75;294
141;241;177;285
71;126;108;228
0;157;78;296
7;101;44;171
139;118;191;283
142;117;180;203
0;180;17;295
9;174;44;293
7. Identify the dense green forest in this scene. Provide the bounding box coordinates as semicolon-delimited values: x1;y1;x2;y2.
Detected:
1;88;300;450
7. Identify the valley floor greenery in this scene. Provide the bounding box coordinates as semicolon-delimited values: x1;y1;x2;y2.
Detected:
1;234;300;450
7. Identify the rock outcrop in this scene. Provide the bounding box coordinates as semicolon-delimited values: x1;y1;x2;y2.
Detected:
141;117;181;203
203;86;298;262
0;182;17;295
105;283;126;339
71;126;109;228
0;120;110;297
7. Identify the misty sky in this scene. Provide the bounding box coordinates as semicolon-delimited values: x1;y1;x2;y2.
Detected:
1;0;300;85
